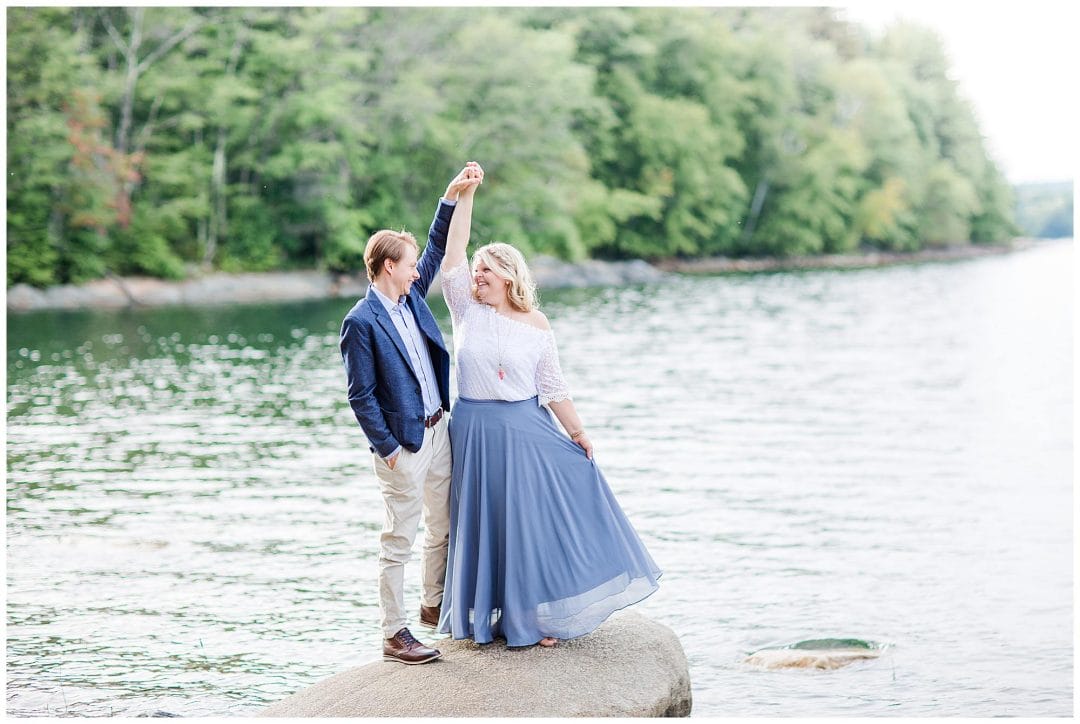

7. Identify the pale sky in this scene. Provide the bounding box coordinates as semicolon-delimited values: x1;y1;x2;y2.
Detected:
840;1;1078;185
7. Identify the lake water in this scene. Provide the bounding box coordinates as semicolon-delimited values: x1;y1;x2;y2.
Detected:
6;241;1073;717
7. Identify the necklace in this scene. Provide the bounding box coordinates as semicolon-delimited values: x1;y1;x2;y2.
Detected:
494;309;506;380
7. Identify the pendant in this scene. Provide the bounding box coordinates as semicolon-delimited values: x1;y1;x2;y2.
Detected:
498;366;505;380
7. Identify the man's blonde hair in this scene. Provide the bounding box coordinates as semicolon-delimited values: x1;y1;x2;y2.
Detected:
364;229;419;282
471;242;538;313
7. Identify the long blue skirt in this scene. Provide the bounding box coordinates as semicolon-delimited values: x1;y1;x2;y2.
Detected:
437;396;662;646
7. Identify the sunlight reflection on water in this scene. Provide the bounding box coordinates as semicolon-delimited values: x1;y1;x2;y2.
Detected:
6;241;1072;716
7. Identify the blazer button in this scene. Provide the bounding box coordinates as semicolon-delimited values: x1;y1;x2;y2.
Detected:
417;415;424;422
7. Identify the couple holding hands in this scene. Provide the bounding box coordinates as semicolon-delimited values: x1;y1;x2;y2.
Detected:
340;162;661;664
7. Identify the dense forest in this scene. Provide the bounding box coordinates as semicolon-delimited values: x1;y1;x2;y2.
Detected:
8;7;1019;288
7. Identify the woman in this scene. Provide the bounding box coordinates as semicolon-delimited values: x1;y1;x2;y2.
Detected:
436;162;661;648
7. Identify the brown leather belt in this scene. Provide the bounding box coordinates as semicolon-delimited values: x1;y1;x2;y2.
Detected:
424;409;444;428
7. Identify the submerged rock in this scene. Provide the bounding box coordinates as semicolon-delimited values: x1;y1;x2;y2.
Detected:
258;612;691;717
745;638;883;670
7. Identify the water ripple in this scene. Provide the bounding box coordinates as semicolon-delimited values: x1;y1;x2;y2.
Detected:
6;243;1073;716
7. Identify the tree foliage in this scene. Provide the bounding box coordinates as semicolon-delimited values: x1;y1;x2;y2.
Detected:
7;7;1019;286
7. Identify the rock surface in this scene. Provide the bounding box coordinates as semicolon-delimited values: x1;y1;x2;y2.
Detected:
656;239;1034;274
6;258;667;313
744;647;881;670
744;638;884;670
258;612;691;718
8;240;1043;313
529;255;667;288
6;271;346;312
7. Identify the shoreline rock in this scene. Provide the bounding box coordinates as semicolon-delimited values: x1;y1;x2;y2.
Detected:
655;238;1044;274
744;638;885;671
5;256;667;314
745;647;882;670
6;239;1055;313
257;611;691;718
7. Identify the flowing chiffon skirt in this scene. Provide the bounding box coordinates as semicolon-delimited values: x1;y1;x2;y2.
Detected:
437;396;661;646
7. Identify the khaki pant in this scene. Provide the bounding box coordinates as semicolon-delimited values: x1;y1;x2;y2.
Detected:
372;414;452;638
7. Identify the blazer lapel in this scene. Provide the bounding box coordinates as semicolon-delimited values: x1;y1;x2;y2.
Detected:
407;295;447;353
366;287;418;378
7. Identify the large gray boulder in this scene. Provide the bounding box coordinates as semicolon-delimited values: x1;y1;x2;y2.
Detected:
258;612;691;718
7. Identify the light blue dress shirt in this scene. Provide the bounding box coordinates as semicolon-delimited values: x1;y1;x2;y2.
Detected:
370;284;442;461
370;197;455;462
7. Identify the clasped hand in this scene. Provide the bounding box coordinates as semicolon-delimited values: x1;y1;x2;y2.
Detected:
445;161;484;200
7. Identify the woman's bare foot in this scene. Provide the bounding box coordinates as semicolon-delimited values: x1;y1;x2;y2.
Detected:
538;637;558;647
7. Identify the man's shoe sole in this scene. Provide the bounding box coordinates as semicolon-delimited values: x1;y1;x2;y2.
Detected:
382;652;442;665
417;619;439;630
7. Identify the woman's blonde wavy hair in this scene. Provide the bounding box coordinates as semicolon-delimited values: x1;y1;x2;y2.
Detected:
471;242;538;313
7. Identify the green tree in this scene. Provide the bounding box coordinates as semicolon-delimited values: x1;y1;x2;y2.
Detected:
7;8;146;284
568;8;747;259
7;7;1022;288
875;21;1013;245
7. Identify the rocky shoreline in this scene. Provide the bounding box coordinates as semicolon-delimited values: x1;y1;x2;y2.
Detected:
4;256;667;313
5;240;1044;313
656;238;1039;274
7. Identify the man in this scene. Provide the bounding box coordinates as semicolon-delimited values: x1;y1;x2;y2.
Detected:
340;162;483;664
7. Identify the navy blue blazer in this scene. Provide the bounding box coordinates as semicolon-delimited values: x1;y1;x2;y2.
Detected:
340;200;454;458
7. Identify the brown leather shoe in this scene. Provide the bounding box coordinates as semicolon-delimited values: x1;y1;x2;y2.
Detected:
419;603;441;629
383;627;441;665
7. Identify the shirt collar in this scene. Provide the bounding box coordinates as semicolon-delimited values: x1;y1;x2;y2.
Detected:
370;284;407;313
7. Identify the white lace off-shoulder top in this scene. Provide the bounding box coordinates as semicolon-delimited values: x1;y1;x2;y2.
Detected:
442;259;571;406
